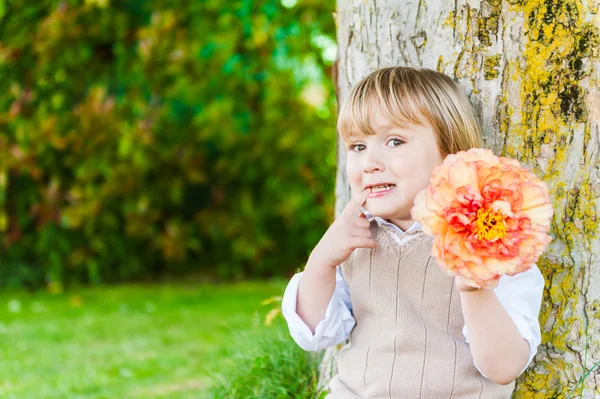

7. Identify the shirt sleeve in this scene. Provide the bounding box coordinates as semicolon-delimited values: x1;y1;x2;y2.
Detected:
281;267;356;352
462;264;545;378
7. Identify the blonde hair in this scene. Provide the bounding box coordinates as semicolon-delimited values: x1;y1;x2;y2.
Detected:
337;67;483;157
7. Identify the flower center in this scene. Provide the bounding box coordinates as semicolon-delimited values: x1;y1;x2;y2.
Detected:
475;207;507;241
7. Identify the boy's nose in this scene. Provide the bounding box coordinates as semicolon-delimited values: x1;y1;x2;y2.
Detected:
363;151;385;173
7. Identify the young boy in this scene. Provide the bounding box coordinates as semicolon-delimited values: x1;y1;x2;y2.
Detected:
282;67;544;398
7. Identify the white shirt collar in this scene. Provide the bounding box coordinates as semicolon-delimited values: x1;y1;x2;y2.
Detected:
360;208;421;234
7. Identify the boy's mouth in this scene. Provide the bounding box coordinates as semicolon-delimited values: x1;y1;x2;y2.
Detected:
367;184;397;196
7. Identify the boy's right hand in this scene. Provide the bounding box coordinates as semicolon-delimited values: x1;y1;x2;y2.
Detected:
308;188;377;269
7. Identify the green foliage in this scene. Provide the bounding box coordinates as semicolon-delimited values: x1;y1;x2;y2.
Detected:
0;0;337;287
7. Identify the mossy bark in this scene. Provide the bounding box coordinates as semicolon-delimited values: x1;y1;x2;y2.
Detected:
329;1;600;397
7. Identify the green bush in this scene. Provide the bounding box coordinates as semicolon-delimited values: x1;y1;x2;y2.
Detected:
0;0;336;288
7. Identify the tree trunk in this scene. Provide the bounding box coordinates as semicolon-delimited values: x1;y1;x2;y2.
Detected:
327;0;600;397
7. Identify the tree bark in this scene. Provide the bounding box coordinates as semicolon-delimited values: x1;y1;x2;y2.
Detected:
328;0;600;397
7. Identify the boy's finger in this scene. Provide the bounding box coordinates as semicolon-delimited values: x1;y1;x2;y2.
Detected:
354;217;371;228
350;237;377;249
352;228;371;238
346;189;370;215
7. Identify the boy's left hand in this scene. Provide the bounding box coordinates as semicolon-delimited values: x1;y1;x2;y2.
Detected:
454;276;484;293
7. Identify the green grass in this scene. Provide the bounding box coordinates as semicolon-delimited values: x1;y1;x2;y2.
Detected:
205;319;323;399
0;280;311;399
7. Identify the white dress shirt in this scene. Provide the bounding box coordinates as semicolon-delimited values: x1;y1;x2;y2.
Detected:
281;216;545;378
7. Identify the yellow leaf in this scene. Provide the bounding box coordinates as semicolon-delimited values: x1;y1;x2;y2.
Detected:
261;295;282;306
264;308;281;326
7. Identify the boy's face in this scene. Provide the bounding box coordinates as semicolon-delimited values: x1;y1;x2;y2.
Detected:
346;107;444;231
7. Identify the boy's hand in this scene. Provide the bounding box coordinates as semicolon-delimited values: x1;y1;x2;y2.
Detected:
455;276;497;293
455;276;481;293
308;188;377;269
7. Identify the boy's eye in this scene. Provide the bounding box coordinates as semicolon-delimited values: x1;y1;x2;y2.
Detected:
387;138;405;147
349;144;366;152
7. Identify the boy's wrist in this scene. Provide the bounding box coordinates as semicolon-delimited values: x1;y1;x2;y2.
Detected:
307;247;337;269
306;252;337;274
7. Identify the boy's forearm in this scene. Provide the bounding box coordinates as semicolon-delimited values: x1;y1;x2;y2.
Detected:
460;289;530;385
296;255;337;333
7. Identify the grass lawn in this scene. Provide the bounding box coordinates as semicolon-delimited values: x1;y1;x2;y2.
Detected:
0;280;293;399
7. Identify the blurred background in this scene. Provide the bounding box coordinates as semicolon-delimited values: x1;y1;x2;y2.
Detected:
0;0;336;397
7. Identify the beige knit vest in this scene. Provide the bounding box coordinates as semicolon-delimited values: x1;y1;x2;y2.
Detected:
326;222;515;399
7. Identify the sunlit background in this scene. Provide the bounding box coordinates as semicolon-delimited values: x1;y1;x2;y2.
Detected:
0;0;337;397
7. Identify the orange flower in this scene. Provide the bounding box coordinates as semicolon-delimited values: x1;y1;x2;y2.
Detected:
411;148;553;289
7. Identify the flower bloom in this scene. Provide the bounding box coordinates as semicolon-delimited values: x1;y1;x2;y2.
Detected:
411;148;553;289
